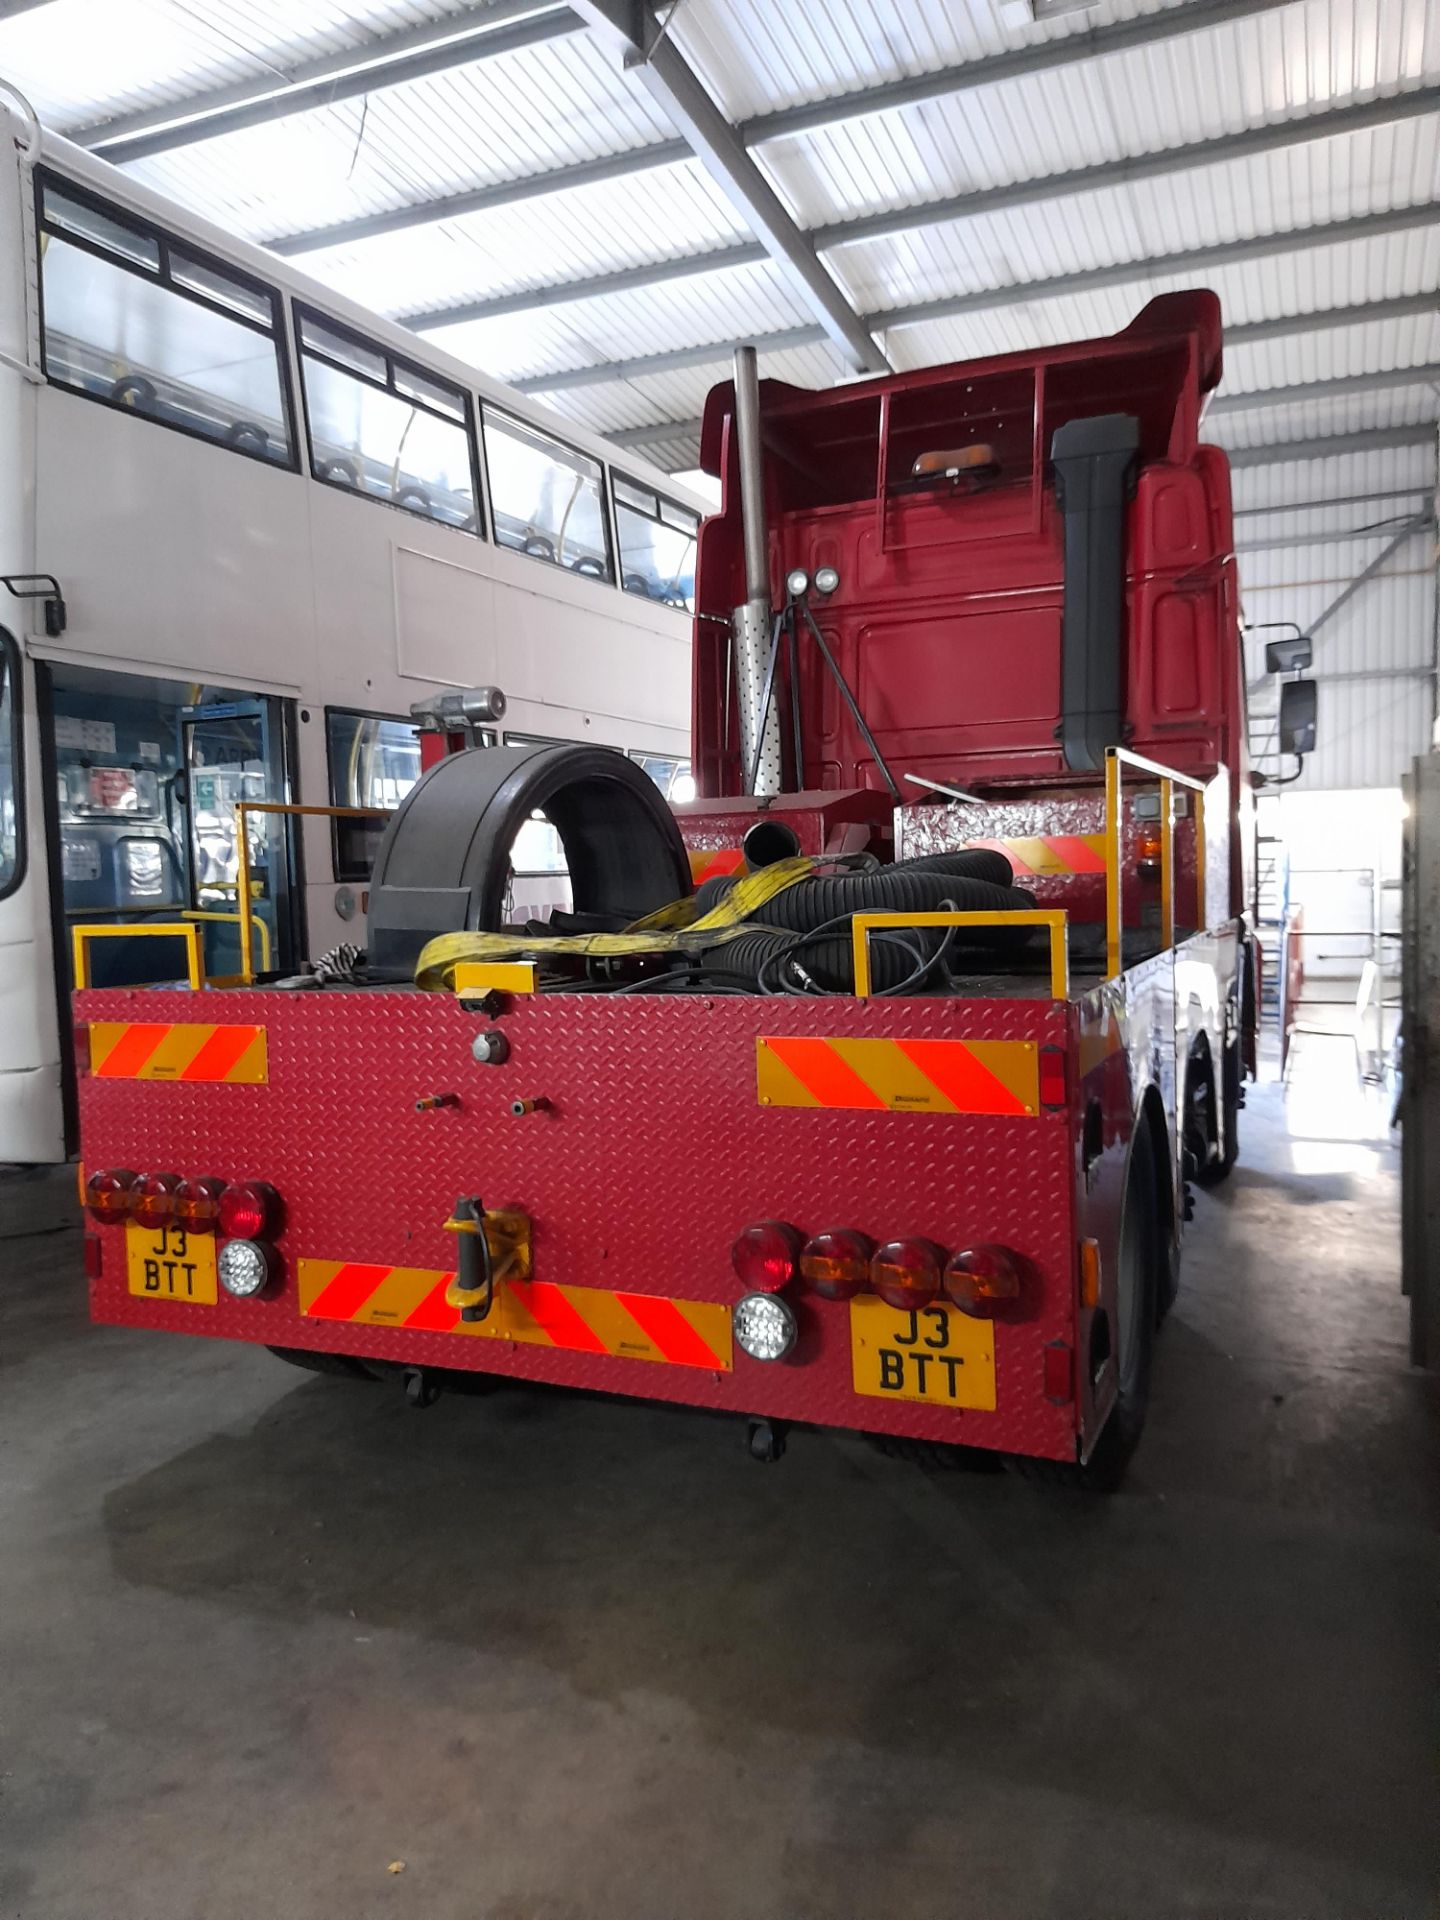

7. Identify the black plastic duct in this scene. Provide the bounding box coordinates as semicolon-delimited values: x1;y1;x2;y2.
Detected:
1052;413;1140;774
366;743;691;978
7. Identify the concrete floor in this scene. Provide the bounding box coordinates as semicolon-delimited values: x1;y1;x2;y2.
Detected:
2;1050;1435;1920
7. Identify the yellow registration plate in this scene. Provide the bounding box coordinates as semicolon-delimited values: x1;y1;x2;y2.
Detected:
850;1296;996;1411
125;1222;218;1305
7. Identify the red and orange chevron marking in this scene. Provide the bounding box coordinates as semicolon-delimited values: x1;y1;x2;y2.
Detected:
967;834;1106;877
687;847;746;885
88;1021;268;1084
297;1261;733;1370
757;1035;1038;1115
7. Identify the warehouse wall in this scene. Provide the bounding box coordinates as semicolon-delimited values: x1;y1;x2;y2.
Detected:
1233;443;1438;792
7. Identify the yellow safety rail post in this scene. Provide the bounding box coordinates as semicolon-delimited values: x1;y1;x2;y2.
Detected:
235;802;390;984
181;908;272;978
1103;747;1208;980
851;909;1071;1001
72;921;204;991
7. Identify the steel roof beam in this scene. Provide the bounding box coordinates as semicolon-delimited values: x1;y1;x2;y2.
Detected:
872;202;1440;332
743;0;1292;146
404;241;767;332
401;183;1436;343
1208;363;1440;415
812;87;1440;252
1227;426;1439;467
1237;517;1436;553
268;140;690;258
1233;485;1437;518
253;0;1289;256
608;417;703;450
567;0;887;373
514;292;1438;396
75;3;581;164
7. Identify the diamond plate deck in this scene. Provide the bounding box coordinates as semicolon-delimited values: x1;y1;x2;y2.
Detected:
76;985;1083;1459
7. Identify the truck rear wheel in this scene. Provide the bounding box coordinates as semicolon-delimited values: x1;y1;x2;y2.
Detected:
1194;1039;1241;1186
1009;1117;1159;1491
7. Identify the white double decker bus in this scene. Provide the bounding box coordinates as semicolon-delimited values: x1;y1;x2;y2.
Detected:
0;92;704;1166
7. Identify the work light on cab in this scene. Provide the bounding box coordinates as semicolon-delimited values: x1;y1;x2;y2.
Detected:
131;1172;181;1231
731;1220;801;1293
85;1168;137;1221
175;1177;226;1231
218;1181;281;1241
870;1238;944;1311
944;1244;1027;1316
799;1229;874;1300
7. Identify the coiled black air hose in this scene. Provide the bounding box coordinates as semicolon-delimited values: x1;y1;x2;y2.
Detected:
747;869;1028;944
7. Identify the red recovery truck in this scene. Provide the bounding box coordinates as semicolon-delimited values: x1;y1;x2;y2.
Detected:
72;291;1256;1483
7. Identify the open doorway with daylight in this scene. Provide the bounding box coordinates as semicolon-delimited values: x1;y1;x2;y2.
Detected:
39;662;302;994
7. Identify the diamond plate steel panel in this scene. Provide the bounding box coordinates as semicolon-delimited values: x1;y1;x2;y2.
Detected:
75;986;1079;1459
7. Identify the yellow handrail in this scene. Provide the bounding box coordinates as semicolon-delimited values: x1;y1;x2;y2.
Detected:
72;920;204;991
181;908;272;974
235;801;389;984
851;909;1070;1000
1104;746;1207;980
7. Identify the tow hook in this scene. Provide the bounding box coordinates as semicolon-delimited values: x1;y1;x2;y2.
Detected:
444;1195;493;1322
403;1367;442;1409
746;1416;787;1464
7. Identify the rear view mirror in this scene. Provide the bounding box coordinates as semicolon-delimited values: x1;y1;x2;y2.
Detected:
1278;678;1318;757
1265;635;1313;673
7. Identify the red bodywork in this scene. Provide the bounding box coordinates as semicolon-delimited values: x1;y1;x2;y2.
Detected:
75;295;1250;1466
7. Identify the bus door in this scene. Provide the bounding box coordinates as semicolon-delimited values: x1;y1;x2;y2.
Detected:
0;633;66;1165
182;697;300;979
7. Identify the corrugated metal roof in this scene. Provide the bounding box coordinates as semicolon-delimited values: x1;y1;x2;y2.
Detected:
119;29;674;241
2;0;1438;784
0;0;476;130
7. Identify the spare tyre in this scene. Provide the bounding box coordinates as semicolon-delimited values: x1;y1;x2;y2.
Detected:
366;743;692;979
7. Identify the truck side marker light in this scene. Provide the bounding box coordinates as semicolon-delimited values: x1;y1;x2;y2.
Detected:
1039;1047;1067;1109
1079;1239;1102;1310
1043;1340;1074;1405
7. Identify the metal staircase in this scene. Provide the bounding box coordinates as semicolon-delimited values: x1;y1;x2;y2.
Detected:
1254;834;1287;1023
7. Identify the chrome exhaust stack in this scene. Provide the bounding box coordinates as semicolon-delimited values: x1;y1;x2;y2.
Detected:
731;345;782;795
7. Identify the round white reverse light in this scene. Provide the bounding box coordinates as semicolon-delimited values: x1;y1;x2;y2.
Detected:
814;565;840;595
733;1291;796;1361
785;567;810;599
219;1238;272;1298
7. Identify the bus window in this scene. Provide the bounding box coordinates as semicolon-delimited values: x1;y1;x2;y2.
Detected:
326;709;423;881
629;750;696;804
297;309;479;533
37;177;293;467
483;410;613;582
614;478;699;611
0;633;20;897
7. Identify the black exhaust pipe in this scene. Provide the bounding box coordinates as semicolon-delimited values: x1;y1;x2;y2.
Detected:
1051;414;1140;773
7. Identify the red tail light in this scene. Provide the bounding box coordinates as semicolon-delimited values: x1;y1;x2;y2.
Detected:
218;1181;281;1241
799;1229;874;1300
731;1220;801;1293
870;1238;944;1312
85;1168;137;1222
132;1172;181;1231
944;1244;1026;1316
175;1177;226;1231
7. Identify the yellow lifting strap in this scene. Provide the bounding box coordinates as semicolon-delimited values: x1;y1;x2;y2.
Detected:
414;854;820;993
